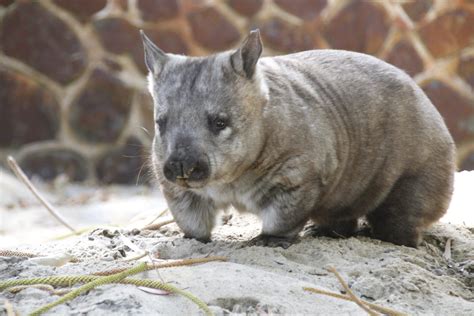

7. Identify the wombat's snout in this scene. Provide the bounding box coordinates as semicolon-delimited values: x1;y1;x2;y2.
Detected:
163;150;210;184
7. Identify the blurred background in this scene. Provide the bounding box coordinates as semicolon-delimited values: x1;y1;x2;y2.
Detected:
0;0;474;185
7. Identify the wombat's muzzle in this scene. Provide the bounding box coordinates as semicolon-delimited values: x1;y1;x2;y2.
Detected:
163;149;210;185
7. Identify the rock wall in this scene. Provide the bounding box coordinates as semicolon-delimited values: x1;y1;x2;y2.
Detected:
0;0;473;184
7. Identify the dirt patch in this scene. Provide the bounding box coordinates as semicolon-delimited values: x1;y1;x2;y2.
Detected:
0;171;473;315
1;214;473;315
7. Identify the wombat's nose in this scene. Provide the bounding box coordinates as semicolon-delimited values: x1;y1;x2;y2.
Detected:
163;156;209;183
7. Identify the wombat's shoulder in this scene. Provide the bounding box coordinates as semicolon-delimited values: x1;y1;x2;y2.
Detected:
259;49;418;105
261;49;408;79
264;49;391;67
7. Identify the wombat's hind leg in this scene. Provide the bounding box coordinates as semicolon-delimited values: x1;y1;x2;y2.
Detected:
367;165;453;247
304;218;359;238
249;208;309;248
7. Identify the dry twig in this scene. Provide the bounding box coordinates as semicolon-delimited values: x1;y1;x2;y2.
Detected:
3;299;16;316
144;208;169;227
120;251;149;262
303;287;408;316
143;218;175;231
8;284;70;296
51;226;100;241
92;256;227;276
7;156;78;234
328;266;379;316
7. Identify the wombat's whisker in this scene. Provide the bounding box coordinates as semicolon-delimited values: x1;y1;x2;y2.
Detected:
135;160;152;186
139;126;151;136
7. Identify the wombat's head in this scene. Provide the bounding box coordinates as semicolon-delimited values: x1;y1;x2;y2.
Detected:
142;30;268;189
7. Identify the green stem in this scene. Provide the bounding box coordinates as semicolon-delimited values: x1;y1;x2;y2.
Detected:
0;270;212;316
29;263;148;316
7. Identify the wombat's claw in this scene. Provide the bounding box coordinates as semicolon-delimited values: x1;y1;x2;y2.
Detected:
248;234;297;249
303;225;347;239
303;223;370;238
303;225;326;237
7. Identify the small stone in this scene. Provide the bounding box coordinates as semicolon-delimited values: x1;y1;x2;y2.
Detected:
402;0;432;22
103;255;113;261
422;80;474;144
458;55;474;90
419;9;474;58
68;68;133;143
0;2;87;84
226;0;263;17
118;248;126;257
102;229;115;238
274;0;326;20
0;68;59;147
187;7;240;50
18;147;88;182
460;149;474;171
96;136;150;184
53;0;107;22
352;277;386;300
401;281;420;292
260;17;318;53
385;39;424;76
131;228;141;236
322;0;390;55
137;0;180;22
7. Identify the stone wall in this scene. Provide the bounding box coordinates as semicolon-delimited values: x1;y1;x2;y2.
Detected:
1;0;474;184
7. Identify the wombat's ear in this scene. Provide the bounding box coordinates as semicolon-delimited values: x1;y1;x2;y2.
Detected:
231;29;263;78
140;30;168;75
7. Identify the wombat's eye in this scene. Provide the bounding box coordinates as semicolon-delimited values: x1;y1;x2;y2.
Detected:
208;115;229;134
155;116;167;134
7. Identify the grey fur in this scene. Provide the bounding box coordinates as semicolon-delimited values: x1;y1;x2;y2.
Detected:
142;30;455;247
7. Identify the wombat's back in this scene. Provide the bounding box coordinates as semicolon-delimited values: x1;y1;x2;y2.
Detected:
259;49;455;239
261;49;454;168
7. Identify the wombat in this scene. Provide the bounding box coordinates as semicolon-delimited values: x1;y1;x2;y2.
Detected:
141;30;455;248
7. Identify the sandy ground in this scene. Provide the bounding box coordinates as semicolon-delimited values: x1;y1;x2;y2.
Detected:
0;170;473;315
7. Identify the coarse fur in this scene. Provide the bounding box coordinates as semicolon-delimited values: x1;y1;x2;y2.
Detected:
141;30;455;247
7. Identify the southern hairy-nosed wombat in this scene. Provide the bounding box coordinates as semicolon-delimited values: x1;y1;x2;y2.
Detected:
141;30;455;248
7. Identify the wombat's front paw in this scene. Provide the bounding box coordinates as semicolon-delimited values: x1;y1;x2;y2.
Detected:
303;225;344;238
183;234;211;244
247;234;298;249
303;222;371;240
